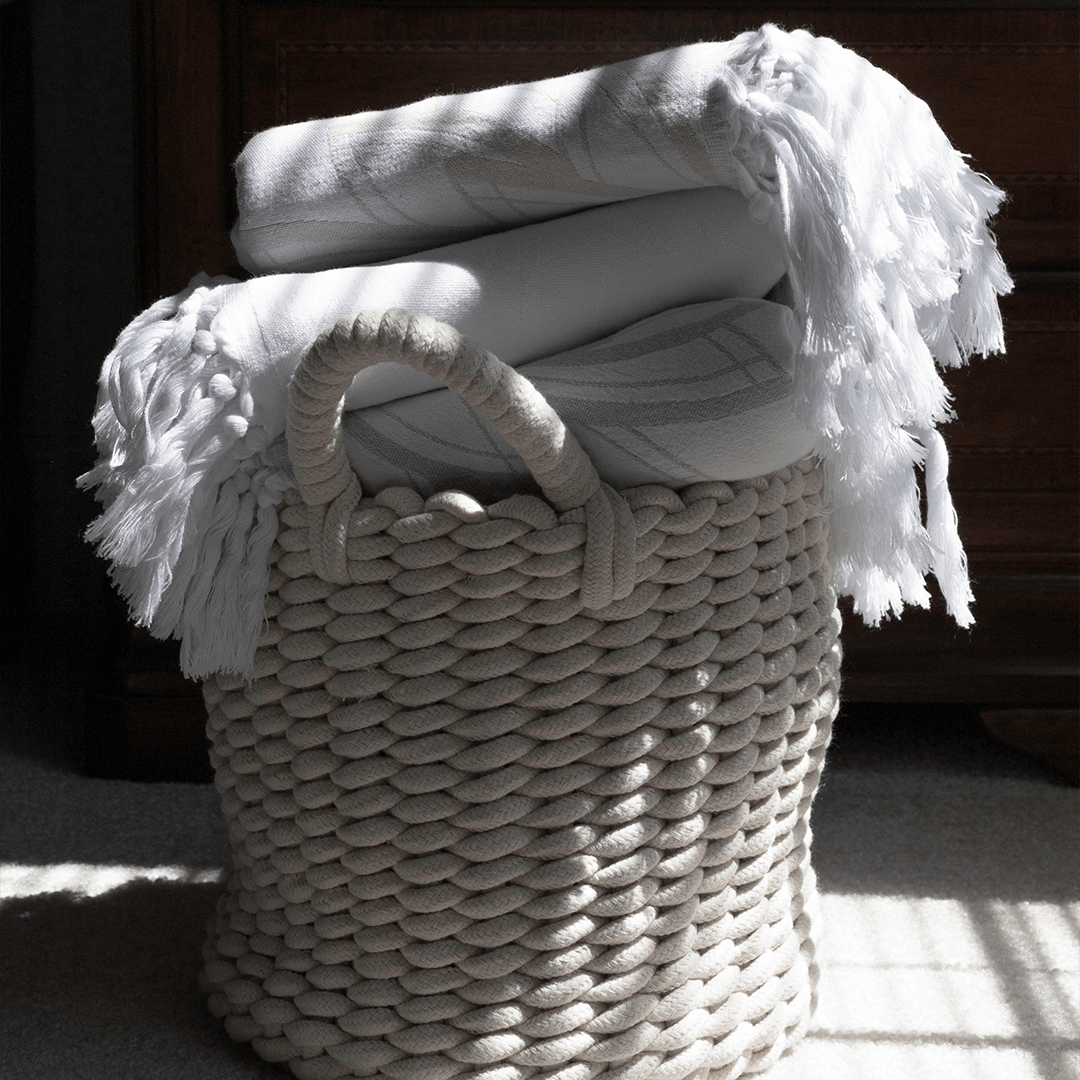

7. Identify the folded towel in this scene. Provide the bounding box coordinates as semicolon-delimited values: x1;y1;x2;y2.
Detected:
257;297;815;499
80;189;786;677
232;47;753;274
218;185;785;427
82;24;1012;679
232;24;1011;629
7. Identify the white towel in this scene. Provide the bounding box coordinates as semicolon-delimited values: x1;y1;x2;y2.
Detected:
255;297;816;499
82;24;1012;679
80;189;788;677
216;185;785;431
230;24;1012;629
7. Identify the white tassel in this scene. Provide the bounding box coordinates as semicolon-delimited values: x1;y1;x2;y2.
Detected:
910;426;975;627
721;25;1010;627
78;273;289;679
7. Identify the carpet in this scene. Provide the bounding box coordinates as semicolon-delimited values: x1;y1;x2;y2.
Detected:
1;707;1076;1080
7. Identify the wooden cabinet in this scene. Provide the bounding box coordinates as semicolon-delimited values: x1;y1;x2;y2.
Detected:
120;1;1076;775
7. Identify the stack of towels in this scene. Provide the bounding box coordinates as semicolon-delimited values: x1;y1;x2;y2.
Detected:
80;24;1011;679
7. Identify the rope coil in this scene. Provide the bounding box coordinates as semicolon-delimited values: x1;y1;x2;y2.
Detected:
201;465;839;1080
288;310;637;609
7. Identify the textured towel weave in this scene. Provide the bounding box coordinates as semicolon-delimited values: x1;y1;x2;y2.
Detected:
256;298;816;500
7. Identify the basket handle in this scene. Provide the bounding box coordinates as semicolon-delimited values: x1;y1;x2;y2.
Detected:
286;309;636;607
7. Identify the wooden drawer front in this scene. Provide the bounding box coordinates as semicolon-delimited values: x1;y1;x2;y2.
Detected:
840;575;1079;705
948;286;1079;575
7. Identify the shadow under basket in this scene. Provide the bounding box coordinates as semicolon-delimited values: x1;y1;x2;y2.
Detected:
196;312;841;1080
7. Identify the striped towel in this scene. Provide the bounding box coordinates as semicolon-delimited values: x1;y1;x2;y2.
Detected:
256;297;816;500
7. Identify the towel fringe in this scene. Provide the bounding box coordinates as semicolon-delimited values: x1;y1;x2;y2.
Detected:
79;273;289;678
721;25;1009;625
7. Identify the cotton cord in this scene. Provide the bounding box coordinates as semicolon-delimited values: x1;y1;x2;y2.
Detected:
287;311;638;610
199;449;840;1080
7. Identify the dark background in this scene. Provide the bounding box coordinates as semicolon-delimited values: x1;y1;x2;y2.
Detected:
2;0;140;768
2;0;1076;780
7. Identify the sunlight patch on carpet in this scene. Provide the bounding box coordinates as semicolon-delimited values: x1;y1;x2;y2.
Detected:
767;893;1080;1080
0;862;226;902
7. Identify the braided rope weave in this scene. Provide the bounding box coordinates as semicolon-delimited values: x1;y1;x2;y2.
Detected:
199;313;841;1080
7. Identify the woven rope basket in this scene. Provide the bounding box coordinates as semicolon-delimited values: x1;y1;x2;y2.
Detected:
198;311;841;1080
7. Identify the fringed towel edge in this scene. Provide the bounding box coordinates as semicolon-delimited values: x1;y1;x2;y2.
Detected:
722;25;1009;626
80;25;1011;678
78;273;291;678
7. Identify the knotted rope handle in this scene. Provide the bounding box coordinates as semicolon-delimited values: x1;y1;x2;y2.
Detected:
286;309;636;608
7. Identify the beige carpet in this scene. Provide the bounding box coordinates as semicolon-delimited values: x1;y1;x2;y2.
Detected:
1;707;1076;1080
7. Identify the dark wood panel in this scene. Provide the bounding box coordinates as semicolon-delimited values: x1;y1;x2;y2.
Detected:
947;292;1078;447
981;708;1079;784
840;575;1080;705
275;42;664;121
240;3;1078;45
841;654;1077;705
951;447;1078;493
940;287;1078;530
139;0;237;299
956;491;1079;572
995;178;1079;269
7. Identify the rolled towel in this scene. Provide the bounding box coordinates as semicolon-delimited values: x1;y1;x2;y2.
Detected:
258;297;816;500
218;185;786;427
232;44;751;274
